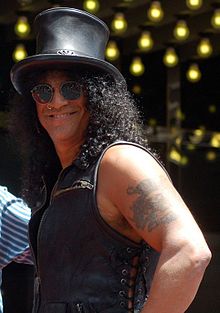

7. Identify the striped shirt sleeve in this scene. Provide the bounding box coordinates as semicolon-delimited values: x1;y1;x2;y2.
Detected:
0;186;33;268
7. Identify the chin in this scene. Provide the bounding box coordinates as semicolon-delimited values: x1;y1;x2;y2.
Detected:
49;129;77;143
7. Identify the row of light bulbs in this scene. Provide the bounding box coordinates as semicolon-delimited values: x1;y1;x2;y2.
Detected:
13;5;217;58
106;35;213;62
109;13;220;44
168;130;220;165
82;0;204;20
138;123;220;165
11;43;202;83
168;146;219;166
17;0;188;18
105;34;178;63
145;126;220;166
11;0;218;84
130;56;202;82
110;3;220;35
14;1;220;38
14;16;213;63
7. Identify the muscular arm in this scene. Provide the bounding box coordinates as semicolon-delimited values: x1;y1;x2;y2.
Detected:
98;145;211;313
127;176;210;313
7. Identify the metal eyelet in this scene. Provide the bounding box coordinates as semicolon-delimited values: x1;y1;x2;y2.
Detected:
120;278;126;285
120;301;125;307
76;303;83;312
122;269;128;276
119;290;126;297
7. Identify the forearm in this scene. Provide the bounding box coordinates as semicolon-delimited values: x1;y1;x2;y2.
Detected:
141;243;211;313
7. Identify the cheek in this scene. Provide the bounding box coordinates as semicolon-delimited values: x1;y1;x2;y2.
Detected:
36;103;41;116
36;104;45;125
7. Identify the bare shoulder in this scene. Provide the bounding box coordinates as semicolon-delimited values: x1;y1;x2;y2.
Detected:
99;143;168;184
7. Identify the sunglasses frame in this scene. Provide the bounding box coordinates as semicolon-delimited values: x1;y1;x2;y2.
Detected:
30;80;83;104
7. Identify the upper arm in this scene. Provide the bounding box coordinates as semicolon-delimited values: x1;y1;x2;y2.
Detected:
98;145;205;252
0;198;31;268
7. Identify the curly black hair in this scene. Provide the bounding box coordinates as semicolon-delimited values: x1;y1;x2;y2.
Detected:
9;71;151;208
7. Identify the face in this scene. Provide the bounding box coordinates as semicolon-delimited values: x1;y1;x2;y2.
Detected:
33;71;89;148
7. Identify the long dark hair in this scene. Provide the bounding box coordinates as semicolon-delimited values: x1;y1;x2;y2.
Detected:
9;71;151;207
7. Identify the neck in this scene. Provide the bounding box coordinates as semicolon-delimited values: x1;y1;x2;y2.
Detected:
54;139;84;168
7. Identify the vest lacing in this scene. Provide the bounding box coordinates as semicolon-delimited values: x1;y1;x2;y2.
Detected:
110;245;142;312
133;243;153;312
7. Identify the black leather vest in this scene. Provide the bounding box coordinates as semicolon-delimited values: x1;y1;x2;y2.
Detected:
29;142;160;313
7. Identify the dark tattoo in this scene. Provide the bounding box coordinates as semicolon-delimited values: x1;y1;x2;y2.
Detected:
127;179;177;232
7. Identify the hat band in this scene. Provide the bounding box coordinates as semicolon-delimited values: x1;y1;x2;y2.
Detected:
39;49;98;58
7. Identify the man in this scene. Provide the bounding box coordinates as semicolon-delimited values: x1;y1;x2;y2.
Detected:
9;7;211;313
0;185;33;313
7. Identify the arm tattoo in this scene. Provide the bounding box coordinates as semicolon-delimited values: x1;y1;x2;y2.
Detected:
127;179;177;232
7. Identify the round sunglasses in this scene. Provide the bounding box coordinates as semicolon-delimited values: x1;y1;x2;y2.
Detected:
31;81;82;104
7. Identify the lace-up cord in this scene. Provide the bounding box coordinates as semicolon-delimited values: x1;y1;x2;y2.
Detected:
133;243;153;312
119;253;140;312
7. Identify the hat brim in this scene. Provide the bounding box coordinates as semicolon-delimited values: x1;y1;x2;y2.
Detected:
10;54;126;95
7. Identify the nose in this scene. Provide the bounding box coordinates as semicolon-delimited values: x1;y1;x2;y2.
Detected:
49;87;68;109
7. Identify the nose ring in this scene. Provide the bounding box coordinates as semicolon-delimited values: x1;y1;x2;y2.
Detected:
47;104;52;110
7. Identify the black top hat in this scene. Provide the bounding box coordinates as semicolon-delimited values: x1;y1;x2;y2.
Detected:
10;7;125;94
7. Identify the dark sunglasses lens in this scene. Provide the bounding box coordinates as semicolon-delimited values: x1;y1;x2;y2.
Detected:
61;81;81;100
31;85;52;103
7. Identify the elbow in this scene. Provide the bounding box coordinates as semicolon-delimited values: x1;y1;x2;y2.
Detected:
188;244;212;274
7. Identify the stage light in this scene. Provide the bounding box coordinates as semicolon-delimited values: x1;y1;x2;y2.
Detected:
132;84;142;95
168;147;188;165
197;38;213;58
147;1;164;22
186;0;203;10
12;44;27;62
129;57;145;76
176;109;185;121
173;20;190;41
14;16;31;38
211;9;220;29
105;40;120;61
189;128;205;144
83;0;100;13
137;31;154;51
111;12;127;34
163;47;179;67
186;63;201;82
180;156;189;165
206;151;217;161
208;105;216;113
175;136;182;147
210;133;220;148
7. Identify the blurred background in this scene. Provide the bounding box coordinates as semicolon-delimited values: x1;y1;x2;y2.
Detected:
0;0;219;312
